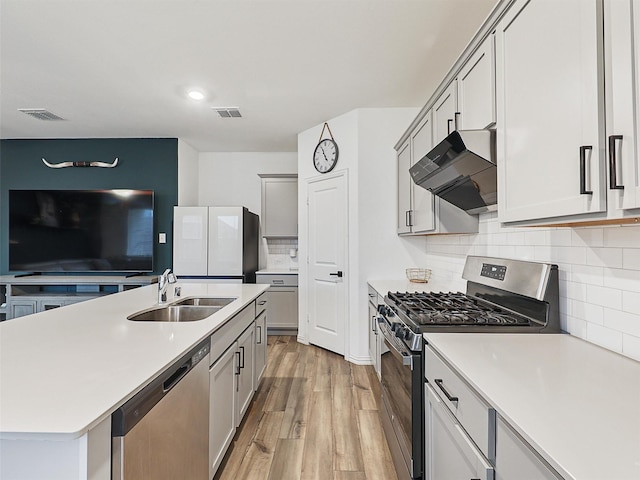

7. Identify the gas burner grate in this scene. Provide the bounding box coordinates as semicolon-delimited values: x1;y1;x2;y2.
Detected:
387;291;530;326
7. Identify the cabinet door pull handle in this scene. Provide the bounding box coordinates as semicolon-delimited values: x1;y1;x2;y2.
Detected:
329;271;343;278
454;112;461;130
405;210;410;227
258;300;267;305
447;118;453;135
579;145;593;195
434;378;459;404
257;325;262;345
235;351;241;375
239;346;245;369
608;135;624;190
408;210;413;227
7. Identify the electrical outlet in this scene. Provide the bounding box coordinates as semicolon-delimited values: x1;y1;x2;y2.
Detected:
159;232;166;244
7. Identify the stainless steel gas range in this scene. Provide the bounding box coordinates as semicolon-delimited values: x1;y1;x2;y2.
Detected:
377;256;561;480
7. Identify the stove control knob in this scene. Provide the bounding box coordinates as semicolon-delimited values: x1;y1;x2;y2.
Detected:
395;326;406;339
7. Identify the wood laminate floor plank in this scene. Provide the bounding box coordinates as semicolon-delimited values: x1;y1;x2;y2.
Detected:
234;411;284;480
216;336;398;480
332;373;365;472
357;410;399;480
268;438;305;480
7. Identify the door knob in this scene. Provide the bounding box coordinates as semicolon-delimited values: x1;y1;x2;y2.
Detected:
329;271;343;278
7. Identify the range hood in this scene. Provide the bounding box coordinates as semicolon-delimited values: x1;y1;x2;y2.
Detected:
409;129;497;214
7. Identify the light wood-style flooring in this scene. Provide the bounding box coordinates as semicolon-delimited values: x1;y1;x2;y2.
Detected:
215;335;398;480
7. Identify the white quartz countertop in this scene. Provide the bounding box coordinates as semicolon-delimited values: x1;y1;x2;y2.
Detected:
0;282;268;440
423;333;640;480
256;268;298;275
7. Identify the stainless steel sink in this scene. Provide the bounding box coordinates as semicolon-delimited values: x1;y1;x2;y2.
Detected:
172;297;236;307
128;305;222;322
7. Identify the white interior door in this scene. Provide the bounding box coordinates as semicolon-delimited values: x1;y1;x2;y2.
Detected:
307;173;348;356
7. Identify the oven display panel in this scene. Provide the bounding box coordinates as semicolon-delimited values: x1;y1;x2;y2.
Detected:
481;263;507;281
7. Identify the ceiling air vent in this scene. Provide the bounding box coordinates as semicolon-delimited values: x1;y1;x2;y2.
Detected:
213;107;242;118
18;109;66;121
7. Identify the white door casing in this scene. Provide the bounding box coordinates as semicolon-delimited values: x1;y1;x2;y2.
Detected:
306;172;348;356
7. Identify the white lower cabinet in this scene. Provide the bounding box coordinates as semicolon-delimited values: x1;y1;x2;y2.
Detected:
235;323;255;425
255;273;298;332
209;345;237;479
495;417;562;480
208;297;265;479
425;384;494;480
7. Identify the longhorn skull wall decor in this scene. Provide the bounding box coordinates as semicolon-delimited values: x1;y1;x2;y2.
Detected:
41;157;119;169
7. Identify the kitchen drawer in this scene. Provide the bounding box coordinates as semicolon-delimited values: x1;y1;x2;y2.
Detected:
425;344;494;459
209;304;255;366
256;273;298;287
367;284;381;305
256;292;267;316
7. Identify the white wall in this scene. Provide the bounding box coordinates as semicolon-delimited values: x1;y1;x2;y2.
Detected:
177;140;199;206
298;108;426;363
424;213;640;361
198;152;297;214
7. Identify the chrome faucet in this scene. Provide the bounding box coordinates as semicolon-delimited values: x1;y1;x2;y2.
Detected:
158;268;177;303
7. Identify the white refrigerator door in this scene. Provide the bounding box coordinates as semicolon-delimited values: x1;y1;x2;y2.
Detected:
173;206;208;276
207;206;244;276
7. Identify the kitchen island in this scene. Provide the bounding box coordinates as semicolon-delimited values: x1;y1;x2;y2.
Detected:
0;282;268;480
424;332;640;480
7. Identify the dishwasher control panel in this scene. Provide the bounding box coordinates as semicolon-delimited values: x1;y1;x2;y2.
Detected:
192;342;210;365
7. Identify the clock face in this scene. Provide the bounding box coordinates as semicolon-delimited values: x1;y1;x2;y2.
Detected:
313;138;339;173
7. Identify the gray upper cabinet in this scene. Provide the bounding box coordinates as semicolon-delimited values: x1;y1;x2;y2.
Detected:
457;33;496;130
260;175;298;237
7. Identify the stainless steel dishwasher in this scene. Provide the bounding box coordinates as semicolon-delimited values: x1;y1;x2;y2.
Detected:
111;338;210;480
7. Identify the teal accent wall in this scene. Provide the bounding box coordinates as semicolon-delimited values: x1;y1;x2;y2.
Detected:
0;138;178;275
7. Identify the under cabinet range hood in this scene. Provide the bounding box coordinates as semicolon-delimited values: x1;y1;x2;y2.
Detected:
409;129;497;214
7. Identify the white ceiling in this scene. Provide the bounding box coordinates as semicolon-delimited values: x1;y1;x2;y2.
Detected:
0;0;498;153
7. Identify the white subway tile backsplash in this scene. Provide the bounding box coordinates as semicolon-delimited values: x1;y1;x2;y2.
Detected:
565;315;587;339
550;246;587;265
603;225;640;248
424;214;640;360
586;323;623;352
549;229;572;246
525;230;550;246
585;285;623;310
623;248;640;271
571;299;603;325
623;291;640;313
603;268;640;293
604;308;640;337
514;245;536;260
622;334;640;361
585;247;623;268
571;227;604;248
570;264;603;286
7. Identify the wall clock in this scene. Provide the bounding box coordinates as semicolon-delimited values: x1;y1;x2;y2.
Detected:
313;123;339;173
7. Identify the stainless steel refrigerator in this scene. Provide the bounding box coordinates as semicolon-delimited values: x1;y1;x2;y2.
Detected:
173;206;259;282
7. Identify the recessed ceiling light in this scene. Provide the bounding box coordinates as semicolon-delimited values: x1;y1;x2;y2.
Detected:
187;90;205;101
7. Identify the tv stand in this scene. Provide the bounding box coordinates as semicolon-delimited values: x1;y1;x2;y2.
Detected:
0;275;157;321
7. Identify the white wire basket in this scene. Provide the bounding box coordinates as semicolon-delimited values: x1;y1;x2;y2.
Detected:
406;268;432;283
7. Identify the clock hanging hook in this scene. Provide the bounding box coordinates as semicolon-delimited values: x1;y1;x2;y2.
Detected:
318;122;336;144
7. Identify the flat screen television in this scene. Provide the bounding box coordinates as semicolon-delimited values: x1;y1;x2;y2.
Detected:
9;189;154;273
